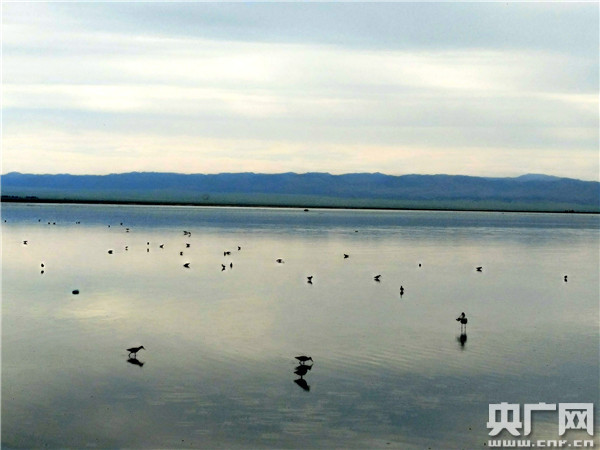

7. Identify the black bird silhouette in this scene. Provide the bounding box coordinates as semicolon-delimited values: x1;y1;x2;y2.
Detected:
295;356;313;364
127;346;145;357
230;262;233;269
183;263;190;268
294;364;313;377
344;254;349;259
108;250;113;254
72;289;79;295
456;312;468;331
276;259;284;264
224;251;231;256
221;264;226;271
399;285;405;296
476;266;483;272
180;251;183;256
159;244;164;249
238;246;241;251
23;240;28;245
41;263;44;268
186;243;191;248
307;276;313;283
564;275;568;282
374;274;381;282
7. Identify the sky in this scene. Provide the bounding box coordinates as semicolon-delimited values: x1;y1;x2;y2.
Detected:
2;2;599;180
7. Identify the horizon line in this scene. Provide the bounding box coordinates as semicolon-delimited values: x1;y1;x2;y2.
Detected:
2;171;596;182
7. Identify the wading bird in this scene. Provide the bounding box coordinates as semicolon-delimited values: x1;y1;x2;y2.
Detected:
127;346;145;357
456;312;468;332
295;356;313;364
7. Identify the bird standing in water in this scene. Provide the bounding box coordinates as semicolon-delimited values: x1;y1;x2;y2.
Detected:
295;356;313;365
127;346;145;357
456;312;468;332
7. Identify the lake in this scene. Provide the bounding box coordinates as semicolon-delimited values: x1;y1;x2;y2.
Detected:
2;203;599;449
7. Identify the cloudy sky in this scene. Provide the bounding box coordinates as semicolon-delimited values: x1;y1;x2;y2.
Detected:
2;2;598;179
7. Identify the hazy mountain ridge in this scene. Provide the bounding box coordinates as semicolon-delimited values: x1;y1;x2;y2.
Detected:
2;172;599;211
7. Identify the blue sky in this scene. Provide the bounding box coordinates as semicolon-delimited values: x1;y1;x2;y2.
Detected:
2;2;598;179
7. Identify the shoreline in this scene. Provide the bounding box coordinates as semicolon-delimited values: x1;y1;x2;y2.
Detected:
1;195;597;215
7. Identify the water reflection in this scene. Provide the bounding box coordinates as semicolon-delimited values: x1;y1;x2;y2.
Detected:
1;204;598;449
457;333;467;349
127;357;145;367
294;377;310;392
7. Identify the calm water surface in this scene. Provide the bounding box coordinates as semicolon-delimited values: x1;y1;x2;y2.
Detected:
2;204;599;449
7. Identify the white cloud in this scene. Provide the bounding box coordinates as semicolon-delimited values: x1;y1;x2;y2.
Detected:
2;3;598;179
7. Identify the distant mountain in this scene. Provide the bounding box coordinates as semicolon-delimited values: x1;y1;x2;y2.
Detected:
514;173;564;182
2;171;599;212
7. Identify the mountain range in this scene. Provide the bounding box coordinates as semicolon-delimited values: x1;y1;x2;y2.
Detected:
1;172;599;212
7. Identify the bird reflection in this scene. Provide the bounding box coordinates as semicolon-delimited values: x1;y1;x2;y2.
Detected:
457;333;467;349
294;377;310;391
127;357;144;367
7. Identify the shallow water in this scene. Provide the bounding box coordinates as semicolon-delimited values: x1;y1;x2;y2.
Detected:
2;204;599;448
